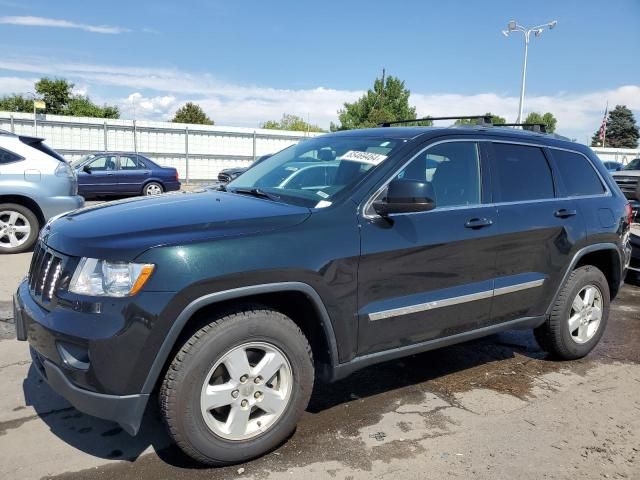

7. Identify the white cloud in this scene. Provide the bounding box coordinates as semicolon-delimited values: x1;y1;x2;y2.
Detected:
0;16;129;34
0;55;638;142
122;92;177;119
0;76;37;95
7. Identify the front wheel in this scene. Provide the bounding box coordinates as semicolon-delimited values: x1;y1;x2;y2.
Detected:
534;265;610;359
0;203;39;254
160;306;314;465
143;182;164;196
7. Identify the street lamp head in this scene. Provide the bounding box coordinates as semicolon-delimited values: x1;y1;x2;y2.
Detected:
502;30;510;37
549;20;557;29
534;29;543;37
508;20;517;31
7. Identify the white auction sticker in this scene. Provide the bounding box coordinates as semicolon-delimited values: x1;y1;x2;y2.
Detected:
340;150;387;165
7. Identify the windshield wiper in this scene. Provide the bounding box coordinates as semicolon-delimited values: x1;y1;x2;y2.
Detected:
231;187;281;202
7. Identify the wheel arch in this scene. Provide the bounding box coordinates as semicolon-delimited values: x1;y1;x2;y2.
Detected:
141;179;165;193
141;282;340;394
0;194;45;226
547;243;623;316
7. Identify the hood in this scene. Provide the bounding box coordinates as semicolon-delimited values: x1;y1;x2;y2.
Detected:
42;190;311;260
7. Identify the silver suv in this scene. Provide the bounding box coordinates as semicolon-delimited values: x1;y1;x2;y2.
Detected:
0;129;84;253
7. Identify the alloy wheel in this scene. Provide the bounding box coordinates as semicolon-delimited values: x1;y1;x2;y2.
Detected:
199;341;293;440
0;210;31;250
568;284;603;344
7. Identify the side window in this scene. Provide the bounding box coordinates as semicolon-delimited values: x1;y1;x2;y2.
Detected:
394;141;481;208
553;150;605;196
88;156;117;171
492;143;554;202
119;155;139;170
0;147;23;165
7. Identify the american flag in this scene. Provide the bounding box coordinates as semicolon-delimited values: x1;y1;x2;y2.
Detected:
598;103;608;141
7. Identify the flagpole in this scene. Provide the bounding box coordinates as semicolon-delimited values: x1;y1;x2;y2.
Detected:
602;101;608;147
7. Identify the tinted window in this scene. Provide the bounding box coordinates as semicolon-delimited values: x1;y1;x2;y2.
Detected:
0;147;22;165
394;141;481;208
119;155;139;170
553;150;605;196
624;158;640;170
493;143;554;201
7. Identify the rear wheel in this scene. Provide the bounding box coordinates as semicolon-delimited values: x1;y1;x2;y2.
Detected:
160;306;314;465
0;204;39;254
144;182;163;196
534;265;609;359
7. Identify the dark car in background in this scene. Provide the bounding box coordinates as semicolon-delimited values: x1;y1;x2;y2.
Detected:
603;161;623;172
612;158;640;202
72;153;180;198
217;154;273;184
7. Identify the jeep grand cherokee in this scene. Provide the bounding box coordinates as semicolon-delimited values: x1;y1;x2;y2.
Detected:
15;122;633;465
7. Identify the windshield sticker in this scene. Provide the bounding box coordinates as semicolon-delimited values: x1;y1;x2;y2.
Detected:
340;150;387;165
316;190;329;199
315;200;332;208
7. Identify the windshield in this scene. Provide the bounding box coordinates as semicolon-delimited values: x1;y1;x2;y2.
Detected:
227;135;404;207
70;154;96;168
623;158;640;170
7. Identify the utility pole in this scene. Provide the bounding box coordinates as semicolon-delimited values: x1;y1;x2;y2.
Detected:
380;68;385;107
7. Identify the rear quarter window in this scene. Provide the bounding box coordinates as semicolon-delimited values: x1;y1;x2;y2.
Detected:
0;147;23;165
552;150;606;197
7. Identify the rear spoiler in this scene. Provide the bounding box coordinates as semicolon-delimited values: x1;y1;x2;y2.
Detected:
18;135;66;162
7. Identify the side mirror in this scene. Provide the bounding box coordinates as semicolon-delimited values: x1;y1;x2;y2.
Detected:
82;165;92;174
373;179;436;216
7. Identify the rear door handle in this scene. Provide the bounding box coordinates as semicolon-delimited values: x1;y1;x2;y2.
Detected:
554;209;577;218
464;217;493;229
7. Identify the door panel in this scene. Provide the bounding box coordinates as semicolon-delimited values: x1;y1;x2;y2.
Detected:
77;155;118;195
117;155;150;194
487;142;585;322
357;140;499;355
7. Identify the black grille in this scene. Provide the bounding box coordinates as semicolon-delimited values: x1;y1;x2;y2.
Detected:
28;242;73;305
614;176;638;198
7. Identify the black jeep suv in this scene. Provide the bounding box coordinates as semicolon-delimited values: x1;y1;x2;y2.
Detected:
15;123;633;465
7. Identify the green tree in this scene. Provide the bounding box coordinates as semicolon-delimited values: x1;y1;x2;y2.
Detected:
524;112;557;133
0;94;34;113
454;113;506;126
261;114;324;132
171;102;214;125
0;77;120;118
67;96;120;119
35;78;73;115
591;105;639;148
331;74;417;130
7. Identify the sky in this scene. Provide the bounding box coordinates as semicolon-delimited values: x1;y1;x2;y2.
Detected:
0;0;638;144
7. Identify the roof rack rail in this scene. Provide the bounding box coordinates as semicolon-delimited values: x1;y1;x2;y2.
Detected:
379;115;492;128
499;123;547;133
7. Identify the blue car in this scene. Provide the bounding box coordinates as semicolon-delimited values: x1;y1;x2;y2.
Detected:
72;153;180;198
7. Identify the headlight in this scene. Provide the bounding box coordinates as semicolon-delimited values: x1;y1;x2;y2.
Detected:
69;258;155;297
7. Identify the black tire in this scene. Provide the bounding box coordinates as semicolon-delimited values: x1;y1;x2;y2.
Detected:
143;182;164;196
160;306;314;465
534;265;610;359
0;203;39;254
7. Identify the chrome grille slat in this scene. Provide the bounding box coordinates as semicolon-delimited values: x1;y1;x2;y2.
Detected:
28;241;72;305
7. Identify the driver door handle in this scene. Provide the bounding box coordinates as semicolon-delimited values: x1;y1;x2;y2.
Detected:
554;208;577;218
464;217;493;229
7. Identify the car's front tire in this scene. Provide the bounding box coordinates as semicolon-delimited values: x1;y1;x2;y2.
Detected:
160;306;314;465
0;203;39;254
534;265;610;359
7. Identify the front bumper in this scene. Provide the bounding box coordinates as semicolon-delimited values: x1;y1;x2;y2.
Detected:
629;232;640;273
14;278;173;435
29;346;148;435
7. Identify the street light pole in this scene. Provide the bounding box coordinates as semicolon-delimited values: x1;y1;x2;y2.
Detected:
502;20;557;124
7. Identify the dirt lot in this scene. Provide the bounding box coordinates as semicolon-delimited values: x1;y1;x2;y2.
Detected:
1;250;639;480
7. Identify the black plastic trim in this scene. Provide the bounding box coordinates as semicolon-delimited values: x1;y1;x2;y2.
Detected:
331;315;546;381
141;281;340;394
37;355;149;435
